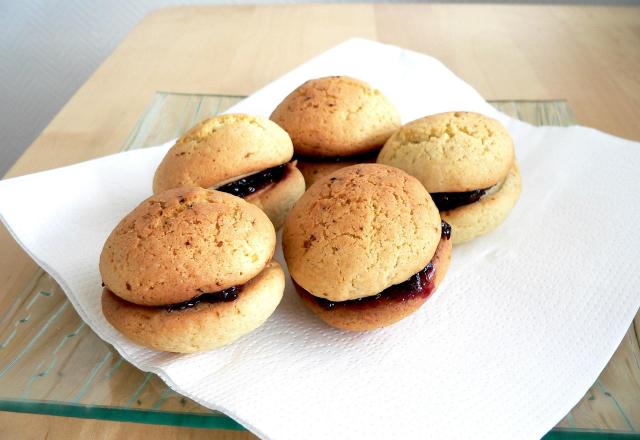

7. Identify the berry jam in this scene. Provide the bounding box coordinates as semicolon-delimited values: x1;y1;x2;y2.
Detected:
293;150;378;163
298;222;450;311
431;187;490;211
165;285;242;312
217;163;289;198
441;220;452;240
299;262;435;311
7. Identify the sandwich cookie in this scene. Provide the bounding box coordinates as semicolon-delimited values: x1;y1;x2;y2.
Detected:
377;111;521;244
153;114;305;229
270;76;401;187
100;187;284;353
283;164;452;331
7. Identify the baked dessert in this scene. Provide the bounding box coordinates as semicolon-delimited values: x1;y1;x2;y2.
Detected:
377;111;521;244
283;164;452;331
270;76;401;187
100;187;284;353
153;114;305;229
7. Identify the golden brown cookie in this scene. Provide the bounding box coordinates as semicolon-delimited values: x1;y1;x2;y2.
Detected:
152;114;305;229
297;235;452;331
377;112;514;192
245;163;305;230
102;261;284;353
283;163;443;305
442;163;521;244
99;187;275;306
377;111;520;243
153;114;293;192
270;76;401;158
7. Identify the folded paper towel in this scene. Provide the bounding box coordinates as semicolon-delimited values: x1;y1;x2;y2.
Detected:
0;39;639;440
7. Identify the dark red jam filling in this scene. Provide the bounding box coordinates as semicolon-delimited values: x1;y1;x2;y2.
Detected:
216;163;289;198
293;150;378;163
431;187;490;211
164;285;242;313
301;262;436;311
441;220;452;240
298;221;450;311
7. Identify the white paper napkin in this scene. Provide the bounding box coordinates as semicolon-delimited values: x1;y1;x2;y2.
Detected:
1;39;639;440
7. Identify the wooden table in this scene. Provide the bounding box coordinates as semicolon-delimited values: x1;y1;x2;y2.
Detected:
2;4;639;438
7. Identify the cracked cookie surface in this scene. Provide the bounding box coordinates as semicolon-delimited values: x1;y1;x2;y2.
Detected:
283;164;441;302
99;187;275;306
377;112;514;192
153;114;293;193
270;76;401;157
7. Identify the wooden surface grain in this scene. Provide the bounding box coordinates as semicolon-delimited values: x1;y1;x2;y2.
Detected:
5;4;640;181
0;412;255;440
1;4;639;439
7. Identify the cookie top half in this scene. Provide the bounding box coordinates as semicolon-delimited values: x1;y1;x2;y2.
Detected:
99;187;275;306
153;114;293;193
270;76;401;158
377;112;515;192
283;164;441;302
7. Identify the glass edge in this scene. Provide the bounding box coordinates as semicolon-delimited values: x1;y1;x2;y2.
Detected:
0;399;244;431
543;428;640;439
2;399;636;437
155;91;247;98
490;99;567;104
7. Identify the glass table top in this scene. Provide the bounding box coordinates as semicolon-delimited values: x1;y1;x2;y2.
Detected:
0;92;638;439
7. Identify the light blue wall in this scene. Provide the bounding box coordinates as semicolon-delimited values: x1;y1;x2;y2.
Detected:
1;0;638;176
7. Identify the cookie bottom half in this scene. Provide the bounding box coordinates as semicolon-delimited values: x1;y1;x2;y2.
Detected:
296;235;452;331
102;261;284;353
441;162;521;244
245;163;305;230
296;153;377;188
